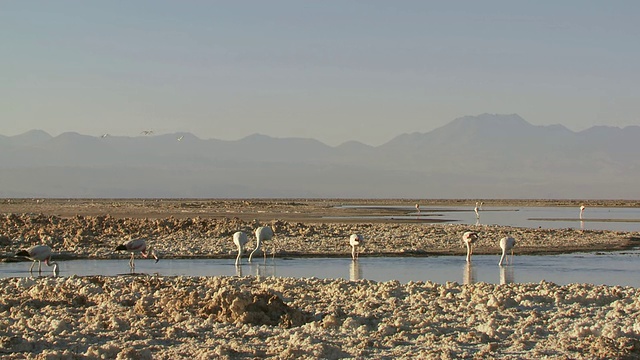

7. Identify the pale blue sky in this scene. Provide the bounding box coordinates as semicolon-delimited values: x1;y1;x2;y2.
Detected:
2;1;639;145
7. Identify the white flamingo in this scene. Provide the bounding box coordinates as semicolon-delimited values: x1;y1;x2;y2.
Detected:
233;231;249;266
115;238;159;269
579;205;586;219
349;234;364;260
248;226;274;263
474;202;480;219
16;245;59;274
499;236;516;266
462;231;479;263
415;203;420;214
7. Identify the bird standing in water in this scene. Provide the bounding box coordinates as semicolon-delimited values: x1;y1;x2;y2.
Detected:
349;234;364;260
462;231;479;263
498;236;516;266
115;238;159;269
233;231;249;266
16;245;59;274
249;226;274;263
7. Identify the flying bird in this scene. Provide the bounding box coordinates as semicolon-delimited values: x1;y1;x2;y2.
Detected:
16;245;59;274
349;234;364;260
233;231;249;266
115;238;159;269
248;226;274;263
499;236;516;266
462;231;479;263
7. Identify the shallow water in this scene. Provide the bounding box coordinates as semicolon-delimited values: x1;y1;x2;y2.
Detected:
334;205;640;232
4;251;640;286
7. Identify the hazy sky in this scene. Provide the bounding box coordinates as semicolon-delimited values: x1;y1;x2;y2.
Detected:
2;1;639;146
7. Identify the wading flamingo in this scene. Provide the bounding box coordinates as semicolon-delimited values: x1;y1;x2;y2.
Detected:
349;234;364;260
499;236;516;266
415;204;420;214
115;238;159;269
580;205;586;219
248;226;274;263
16;245;59;274
233;231;249;266
462;231;479;262
474;202;480;219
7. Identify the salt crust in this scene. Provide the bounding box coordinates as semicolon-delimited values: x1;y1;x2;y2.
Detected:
1;214;635;259
0;275;639;359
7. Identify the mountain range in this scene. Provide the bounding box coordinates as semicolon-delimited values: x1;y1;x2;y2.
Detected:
1;113;639;199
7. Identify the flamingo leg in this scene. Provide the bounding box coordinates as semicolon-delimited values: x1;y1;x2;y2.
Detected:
235;247;241;266
38;261;43;273
129;253;135;268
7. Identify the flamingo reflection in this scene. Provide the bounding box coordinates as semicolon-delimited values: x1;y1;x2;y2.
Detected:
463;262;476;284
349;260;362;281
500;266;515;284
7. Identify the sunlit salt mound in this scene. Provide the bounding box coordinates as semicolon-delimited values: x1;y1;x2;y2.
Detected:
200;288;311;327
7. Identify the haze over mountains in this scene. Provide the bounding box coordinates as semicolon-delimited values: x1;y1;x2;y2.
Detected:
1;114;639;199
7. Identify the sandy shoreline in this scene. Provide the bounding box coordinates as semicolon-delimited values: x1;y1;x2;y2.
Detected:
1;199;640;358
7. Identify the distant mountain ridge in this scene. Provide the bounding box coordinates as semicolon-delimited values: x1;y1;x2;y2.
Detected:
1;114;639;198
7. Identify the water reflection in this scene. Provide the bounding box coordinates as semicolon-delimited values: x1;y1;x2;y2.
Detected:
250;263;277;277
349;260;362;281
499;266;515;285
463;263;476;284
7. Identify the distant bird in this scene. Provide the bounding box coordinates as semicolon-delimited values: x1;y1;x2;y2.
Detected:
349;234;364;260
233;231;249;266
177;135;184;141
462;231;479;263
474;202;480;219
115;239;159;269
499;236;516;266
415;204;420;214
101;133;110;138
16;245;59;274
580;205;586;219
248;226;274;263
141;130;154;136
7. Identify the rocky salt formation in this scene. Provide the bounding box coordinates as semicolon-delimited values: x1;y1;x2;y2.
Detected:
0;276;639;359
1;213;637;261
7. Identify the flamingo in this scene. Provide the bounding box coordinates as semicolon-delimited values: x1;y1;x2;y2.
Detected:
248;226;274;263
499;236;516;266
415;203;420;214
233;231;249;266
177;135;184;141
115;238;159;269
580;205;586;219
16;245;59;274
462;231;479;262
349;234;364;260
474;202;480;219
